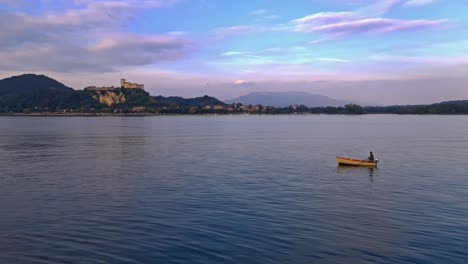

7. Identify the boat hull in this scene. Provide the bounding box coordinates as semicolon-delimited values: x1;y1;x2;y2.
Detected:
336;157;378;167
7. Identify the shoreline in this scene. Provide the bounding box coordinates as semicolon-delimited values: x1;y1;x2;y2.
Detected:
2;113;468;117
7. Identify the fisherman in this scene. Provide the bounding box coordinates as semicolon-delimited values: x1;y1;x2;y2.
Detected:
368;152;375;162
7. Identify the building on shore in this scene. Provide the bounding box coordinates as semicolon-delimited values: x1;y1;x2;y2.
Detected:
84;78;145;92
132;106;146;112
121;79;144;90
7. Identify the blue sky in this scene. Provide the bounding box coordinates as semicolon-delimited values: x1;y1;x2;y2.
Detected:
1;0;468;104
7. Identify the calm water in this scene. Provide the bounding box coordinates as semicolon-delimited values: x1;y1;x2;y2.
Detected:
1;115;468;263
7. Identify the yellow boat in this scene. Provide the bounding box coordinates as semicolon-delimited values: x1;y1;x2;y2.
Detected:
336;157;379;167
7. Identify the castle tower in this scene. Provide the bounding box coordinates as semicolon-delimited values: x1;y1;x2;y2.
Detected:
120;78;144;90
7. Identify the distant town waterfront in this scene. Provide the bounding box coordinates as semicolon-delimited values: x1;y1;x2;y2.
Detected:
1;115;468;263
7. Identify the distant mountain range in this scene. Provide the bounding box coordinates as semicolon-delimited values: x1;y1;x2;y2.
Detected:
226;91;348;107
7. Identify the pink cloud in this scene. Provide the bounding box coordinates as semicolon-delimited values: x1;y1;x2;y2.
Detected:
293;0;448;36
292;12;359;31
311;18;447;35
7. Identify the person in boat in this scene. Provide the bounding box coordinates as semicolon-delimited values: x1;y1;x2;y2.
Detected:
368;152;375;162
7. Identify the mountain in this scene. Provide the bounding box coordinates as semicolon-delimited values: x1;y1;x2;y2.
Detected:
226;91;348;107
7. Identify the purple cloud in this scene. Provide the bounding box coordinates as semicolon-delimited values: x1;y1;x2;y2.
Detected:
0;0;191;72
293;12;359;31
311;18;447;35
0;33;190;72
293;0;448;36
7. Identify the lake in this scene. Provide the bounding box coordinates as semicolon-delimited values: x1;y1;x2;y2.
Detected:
1;115;468;263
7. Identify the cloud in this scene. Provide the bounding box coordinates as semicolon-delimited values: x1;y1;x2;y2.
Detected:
220;47;302;59
0;34;190;72
249;8;281;22
318;58;351;63
293;0;447;36
221;51;252;57
216;46;355;73
310;18;447;35
73;0;182;8
309;38;336;45
233;80;249;85
403;0;435;7
215;0;444;39
293;12;359;31
331;0;435;14
0;0;191;72
89;35;190;65
292;0;447;37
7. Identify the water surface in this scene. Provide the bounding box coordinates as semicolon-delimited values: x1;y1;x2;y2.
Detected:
1;115;468;263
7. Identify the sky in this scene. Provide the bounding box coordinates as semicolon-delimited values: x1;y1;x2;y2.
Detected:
0;0;467;104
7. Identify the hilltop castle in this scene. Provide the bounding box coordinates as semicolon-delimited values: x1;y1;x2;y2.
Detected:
85;78;145;91
121;79;144;90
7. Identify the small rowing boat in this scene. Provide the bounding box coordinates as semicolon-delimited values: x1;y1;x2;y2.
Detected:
336;156;379;167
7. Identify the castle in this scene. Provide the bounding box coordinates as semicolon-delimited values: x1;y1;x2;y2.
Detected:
121;79;144;90
84;79;144;91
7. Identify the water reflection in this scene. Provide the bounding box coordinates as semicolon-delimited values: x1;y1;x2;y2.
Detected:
369;168;375;182
337;166;378;182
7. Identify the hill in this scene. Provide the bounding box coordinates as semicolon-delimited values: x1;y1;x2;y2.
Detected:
440;100;468;105
365;101;468;114
226;91;348;107
0;74;74;96
154;95;225;107
0;74;94;111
